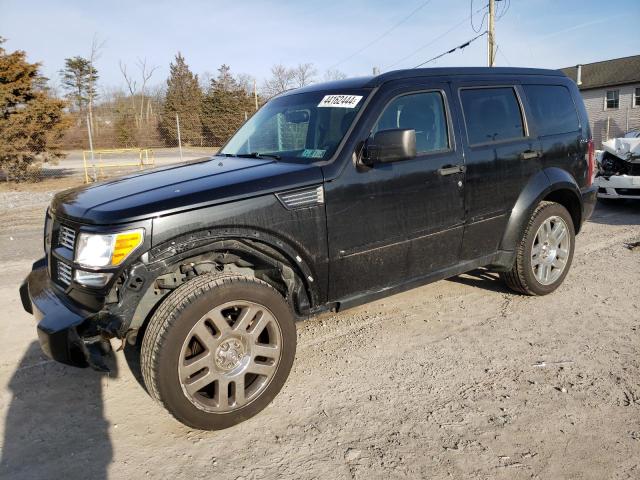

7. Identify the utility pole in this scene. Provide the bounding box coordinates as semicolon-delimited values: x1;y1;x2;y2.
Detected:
253;79;259;111
488;0;496;67
86;113;95;183
176;113;183;162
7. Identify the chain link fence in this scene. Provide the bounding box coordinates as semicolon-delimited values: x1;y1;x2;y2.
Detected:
4;98;640;184
1;105;257;184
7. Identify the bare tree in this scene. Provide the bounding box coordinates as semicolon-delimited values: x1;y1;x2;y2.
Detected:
136;57;158;122
87;34;106;131
235;73;257;96
324;68;347;81
199;70;214;91
262;64;295;99
292;63;317;88
118;58;158;127
119;60;138;105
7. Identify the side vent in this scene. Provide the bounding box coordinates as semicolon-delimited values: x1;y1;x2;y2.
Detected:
276;185;324;210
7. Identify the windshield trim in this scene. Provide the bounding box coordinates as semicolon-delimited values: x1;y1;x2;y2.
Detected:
217;87;375;166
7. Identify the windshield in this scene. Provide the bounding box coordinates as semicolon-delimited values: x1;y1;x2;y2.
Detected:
221;89;370;162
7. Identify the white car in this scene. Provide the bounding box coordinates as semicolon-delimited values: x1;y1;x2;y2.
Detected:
595;131;640;200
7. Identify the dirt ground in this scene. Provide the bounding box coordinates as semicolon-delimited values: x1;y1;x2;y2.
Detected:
0;190;638;480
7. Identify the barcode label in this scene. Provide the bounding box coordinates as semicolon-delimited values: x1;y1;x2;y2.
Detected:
317;95;363;108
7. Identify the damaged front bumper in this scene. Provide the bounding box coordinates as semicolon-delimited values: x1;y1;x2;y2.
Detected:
595;138;640;199
595;175;640;199
20;258;112;371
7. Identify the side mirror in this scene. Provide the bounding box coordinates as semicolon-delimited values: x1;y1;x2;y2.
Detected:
362;128;417;165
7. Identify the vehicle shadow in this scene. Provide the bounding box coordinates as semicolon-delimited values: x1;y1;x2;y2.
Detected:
0;341;115;480
588;199;640;226
447;268;511;293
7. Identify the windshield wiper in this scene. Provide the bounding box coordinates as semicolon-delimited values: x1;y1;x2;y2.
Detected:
236;152;281;160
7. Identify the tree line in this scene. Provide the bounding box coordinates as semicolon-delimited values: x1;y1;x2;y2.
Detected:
0;38;348;179
57;49;347;149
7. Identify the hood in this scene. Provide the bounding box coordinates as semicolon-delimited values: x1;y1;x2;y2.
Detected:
51;156;324;225
601;137;640;162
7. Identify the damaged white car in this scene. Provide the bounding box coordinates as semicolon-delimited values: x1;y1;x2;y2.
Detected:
595;131;640;200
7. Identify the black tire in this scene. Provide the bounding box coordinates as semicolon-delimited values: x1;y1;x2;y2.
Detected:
501;201;575;296
140;273;296;430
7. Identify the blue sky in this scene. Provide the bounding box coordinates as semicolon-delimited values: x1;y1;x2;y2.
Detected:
1;0;638;92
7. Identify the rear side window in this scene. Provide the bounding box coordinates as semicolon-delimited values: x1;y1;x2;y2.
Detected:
372;91;449;154
523;85;580;136
460;87;525;145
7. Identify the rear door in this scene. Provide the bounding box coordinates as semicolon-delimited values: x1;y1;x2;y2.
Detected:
451;82;539;261
324;80;466;301
521;83;585;185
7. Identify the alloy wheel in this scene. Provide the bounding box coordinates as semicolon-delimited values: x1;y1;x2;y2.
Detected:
530;215;571;286
178;300;282;413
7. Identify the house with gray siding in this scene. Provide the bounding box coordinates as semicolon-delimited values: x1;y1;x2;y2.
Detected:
561;55;640;147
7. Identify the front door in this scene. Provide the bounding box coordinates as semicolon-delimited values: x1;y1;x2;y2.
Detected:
324;82;466;301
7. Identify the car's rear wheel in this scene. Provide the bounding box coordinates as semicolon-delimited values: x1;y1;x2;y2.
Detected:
501;201;575;295
140;273;296;430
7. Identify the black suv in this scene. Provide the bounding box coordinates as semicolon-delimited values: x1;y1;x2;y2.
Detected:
20;67;597;430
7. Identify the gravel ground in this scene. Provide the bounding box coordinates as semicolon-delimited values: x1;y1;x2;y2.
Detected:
0;190;638;480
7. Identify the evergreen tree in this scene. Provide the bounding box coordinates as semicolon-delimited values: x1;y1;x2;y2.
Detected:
202;64;254;146
158;53;202;146
59;56;98;113
114;100;136;147
0;38;70;180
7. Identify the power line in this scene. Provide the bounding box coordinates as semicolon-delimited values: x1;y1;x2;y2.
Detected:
470;0;489;33
495;43;511;66
413;31;487;68
328;0;434;69
385;4;488;70
496;0;510;20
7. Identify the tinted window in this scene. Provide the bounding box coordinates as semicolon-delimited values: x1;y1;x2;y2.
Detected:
372;91;449;153
523;85;580;136
460;87;525;145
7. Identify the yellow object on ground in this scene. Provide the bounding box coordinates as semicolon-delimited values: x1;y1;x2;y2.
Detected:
82;148;155;183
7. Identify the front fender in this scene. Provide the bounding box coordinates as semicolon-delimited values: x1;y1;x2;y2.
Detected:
109;228;323;336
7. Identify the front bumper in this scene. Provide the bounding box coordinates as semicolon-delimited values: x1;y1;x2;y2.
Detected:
595;175;640;199
20;258;111;371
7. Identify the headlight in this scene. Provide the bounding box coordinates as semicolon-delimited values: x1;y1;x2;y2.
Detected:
75;229;144;268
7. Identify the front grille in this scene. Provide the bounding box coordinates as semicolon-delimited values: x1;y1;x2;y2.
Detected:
57;261;72;286
58;225;76;250
615;188;640;196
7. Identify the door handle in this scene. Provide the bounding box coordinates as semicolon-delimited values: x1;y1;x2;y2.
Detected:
437;165;466;176
521;150;540;160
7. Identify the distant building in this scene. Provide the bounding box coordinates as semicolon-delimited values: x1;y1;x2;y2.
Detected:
561;55;640;146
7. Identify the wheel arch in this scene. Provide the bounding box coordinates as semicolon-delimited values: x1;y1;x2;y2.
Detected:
116;227;322;339
494;168;582;269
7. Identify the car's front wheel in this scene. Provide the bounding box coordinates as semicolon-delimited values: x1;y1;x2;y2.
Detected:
140;273;296;430
501;201;575;295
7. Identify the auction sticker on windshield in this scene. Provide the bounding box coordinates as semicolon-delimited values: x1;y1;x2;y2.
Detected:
318;95;363;108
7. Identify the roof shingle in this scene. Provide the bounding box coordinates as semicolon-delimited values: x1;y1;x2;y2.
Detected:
560;55;640;90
